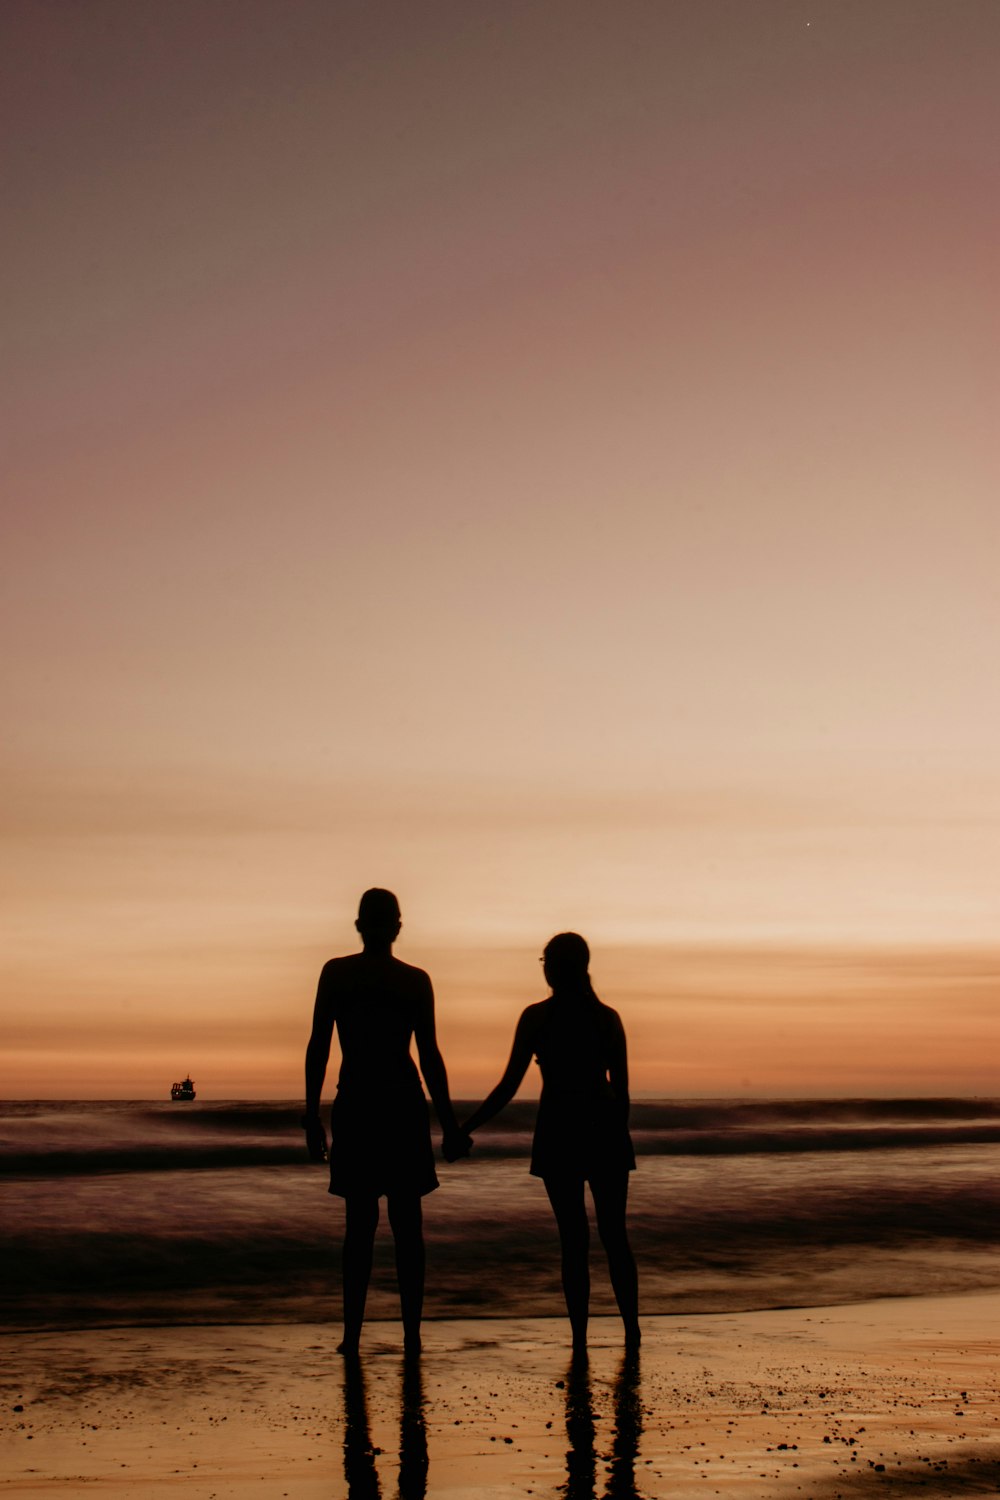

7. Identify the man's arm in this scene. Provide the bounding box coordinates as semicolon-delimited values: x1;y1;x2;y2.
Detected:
302;964;336;1161
412;973;467;1158
461;1007;538;1136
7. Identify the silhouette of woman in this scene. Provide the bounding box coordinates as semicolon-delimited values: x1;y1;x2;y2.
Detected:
461;933;639;1351
303;888;467;1355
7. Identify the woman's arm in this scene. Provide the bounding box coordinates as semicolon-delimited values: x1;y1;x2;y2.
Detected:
462;1007;539;1135
607;1009;630;1117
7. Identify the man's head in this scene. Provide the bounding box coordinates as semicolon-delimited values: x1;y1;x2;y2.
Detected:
355;888;402;945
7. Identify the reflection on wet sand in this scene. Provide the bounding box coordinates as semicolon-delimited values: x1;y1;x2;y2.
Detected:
398;1352;428;1499
341;1351;427;1499
341;1354;379;1499
564;1352;596;1497
563;1349;646;1500
340;1343;641;1498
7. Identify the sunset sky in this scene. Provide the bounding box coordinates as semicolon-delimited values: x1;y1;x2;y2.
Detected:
3;1;999;1099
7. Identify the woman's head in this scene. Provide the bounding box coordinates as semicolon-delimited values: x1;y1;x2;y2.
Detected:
542;931;591;990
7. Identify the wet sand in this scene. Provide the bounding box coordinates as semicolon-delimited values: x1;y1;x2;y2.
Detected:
1;1293;998;1497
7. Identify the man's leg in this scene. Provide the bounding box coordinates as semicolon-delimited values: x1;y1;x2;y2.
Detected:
387;1192;425;1351
340;1193;380;1354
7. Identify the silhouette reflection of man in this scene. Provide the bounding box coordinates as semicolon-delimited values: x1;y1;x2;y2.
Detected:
398;1354;428;1500
340;1352;427;1500
303;889;467;1354
341;1355;381;1499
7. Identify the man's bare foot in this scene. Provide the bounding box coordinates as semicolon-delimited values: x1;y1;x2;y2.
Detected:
624;1322;641;1351
336;1337;360;1356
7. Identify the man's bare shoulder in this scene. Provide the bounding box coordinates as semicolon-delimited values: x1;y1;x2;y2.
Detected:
318;953;430;997
389;956;432;991
318;953;364;986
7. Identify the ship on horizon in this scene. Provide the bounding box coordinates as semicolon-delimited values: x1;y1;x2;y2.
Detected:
170;1076;196;1101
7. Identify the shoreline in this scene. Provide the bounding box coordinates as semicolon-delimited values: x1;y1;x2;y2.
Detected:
2;1291;998;1496
3;1280;999;1338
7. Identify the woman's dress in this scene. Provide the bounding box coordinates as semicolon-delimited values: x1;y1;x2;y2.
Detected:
529;995;636;1183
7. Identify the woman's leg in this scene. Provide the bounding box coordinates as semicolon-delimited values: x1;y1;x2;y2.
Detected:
340;1194;380;1354
591;1171;640;1346
387;1192;425;1351
544;1176;590;1350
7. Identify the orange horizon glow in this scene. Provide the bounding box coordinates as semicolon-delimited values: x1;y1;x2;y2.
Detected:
5;937;999;1102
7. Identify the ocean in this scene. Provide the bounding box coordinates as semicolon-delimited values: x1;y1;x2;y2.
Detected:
2;1098;998;1330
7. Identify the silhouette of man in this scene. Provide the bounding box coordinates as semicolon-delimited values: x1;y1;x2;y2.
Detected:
303;888;467;1354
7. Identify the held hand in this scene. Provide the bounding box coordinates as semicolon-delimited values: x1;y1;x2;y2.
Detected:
441;1125;472;1163
301;1115;328;1164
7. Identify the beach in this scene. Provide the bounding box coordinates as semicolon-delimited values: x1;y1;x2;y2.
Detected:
3;1102;997;1493
2;1295;998;1498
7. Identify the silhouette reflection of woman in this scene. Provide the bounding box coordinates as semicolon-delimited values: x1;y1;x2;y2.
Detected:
562;1348;645;1500
461;933;639;1351
303;888;467;1355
